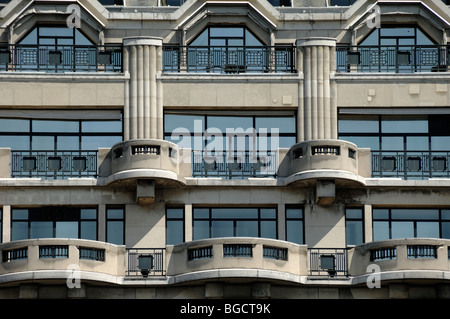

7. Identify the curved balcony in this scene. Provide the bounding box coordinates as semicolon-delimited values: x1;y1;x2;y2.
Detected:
0;238;126;284
106;139;186;186
349;238;450;283
281;139;369;186
165;237;308;283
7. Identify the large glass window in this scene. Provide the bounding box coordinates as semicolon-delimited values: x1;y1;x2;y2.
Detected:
106;207;125;245
285;206;304;244
164;113;296;150
166;207;184;245
0;116;122;151
372;208;450;241
193;207;277;240
11;207;97;241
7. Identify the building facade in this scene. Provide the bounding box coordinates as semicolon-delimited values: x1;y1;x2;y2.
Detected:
0;0;449;299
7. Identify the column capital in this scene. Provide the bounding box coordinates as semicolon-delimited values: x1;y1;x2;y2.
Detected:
296;37;336;47
123;36;163;47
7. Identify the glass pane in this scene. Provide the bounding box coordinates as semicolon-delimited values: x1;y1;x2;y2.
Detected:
256;117;296;134
166;220;184;245
210;28;243;38
391;209;439;220
57;136;79;151
346;220;363;245
417;222;439;238
33;120;78;133
236;221;258;237
391;221;414;239
340;136;379;151
82;136;122;150
19;28;38;45
75;29;93;46
346;208;362;219
381;136;403;151
193;220;210;240
39;27;73;37
56;221;78;238
260;208;276;219
442;210;450;220
442;222;450;239
0;119;29;132
207;116;253;132
286;208;303;219
431;137;450;151
107;208;124;219
32;136;54;150
81;209;97;220
286;220;303;244
82;121;122;133
372;209;389;219
30;221;53;239
190;30;208;46
107;221;123;245
261;220;277;239
211;208;258;219
373;221;389;241
164;114;204;133
193;208;210;219
80;221;97;240
0;136;30;150
277;136;296;149
381;117;428;133
245;29;263;46
338;118;379;133
12;209;28;220
167;208;184;219
406;136;428;151
211;220;233;238
12;222;28;241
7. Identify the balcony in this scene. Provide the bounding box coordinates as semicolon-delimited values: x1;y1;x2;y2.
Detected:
11;150;98;179
163;45;296;74
0;44;123;73
371;151;450;179
192;150;278;179
336;45;450;73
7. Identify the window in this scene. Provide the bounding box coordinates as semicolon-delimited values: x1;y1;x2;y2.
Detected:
166;207;184;245
106;207;125;245
346;208;364;245
285;206;304;244
0;116;122;151
164;113;296;151
11;207;97;241
372;208;450;241
193;207;277;240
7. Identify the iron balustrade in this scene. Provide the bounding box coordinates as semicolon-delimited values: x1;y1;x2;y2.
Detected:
371;151;450;179
223;244;253;257
79;247;106;261
163;45;295;74
126;248;166;277
0;44;123;72
309;248;348;277
187;246;213;261
192;150;278;179
370;247;397;261
407;245;437;259
2;247;28;262
39;245;69;259
263;245;288;260
336;45;450;73
11;150;98;179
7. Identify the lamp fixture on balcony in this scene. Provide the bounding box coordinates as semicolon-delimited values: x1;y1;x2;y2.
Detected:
320;254;336;277
138;254;154;278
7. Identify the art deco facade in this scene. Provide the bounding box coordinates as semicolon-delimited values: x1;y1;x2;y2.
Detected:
0;0;449;299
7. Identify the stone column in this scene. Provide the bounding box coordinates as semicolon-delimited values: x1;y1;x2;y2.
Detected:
296;37;337;141
123;37;163;140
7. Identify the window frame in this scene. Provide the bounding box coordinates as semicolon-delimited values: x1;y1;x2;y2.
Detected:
345;207;364;246
166;206;185;245
106;206;125;245
285;205;304;245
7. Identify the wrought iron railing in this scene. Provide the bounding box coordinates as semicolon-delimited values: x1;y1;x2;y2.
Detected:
0;44;123;72
407;245;437;259
371;151;450;179
308;248;348;277
192;150;278;179
163;45;295;74
336;45;450;73
126;248;166;277
11;150;98;179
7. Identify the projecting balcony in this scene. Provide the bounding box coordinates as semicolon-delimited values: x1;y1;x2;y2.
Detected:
0;44;123;73
336;45;450;73
371;151;450;179
163;45;296;74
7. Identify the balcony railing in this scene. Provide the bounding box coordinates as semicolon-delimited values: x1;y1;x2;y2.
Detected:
126;248;166;278
308;248;348;278
0;44;123;72
371;151;450;179
336;45;450;73
11;150;98;179
192;150;278;179
163;45;295;74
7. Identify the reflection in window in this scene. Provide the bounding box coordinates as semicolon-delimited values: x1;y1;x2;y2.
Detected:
11;207;97;241
346;208;364;245
372;208;450;241
285;206;304;244
193;207;277;240
106;207;124;245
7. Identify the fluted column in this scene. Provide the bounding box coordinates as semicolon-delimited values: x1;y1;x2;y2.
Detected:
296;37;337;142
123;37;163;140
